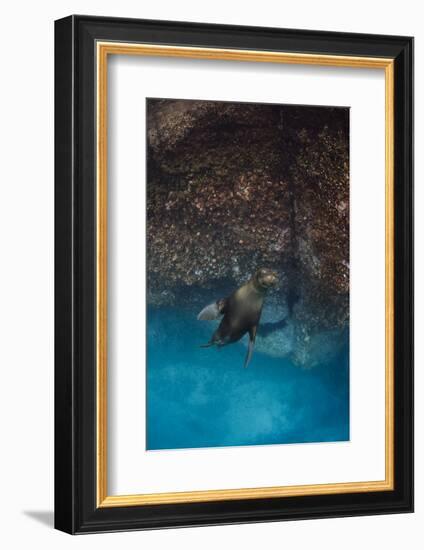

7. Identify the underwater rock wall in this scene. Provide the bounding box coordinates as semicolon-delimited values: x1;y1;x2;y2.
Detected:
146;99;349;366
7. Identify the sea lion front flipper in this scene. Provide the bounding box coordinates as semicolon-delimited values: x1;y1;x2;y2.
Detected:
197;298;227;321
244;326;257;368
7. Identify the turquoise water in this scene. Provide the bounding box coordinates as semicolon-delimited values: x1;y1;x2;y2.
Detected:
146;306;349;450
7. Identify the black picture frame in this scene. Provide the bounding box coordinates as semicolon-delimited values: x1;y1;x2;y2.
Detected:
55;15;414;534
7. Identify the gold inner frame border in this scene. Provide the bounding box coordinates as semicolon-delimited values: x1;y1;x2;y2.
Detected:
96;42;395;508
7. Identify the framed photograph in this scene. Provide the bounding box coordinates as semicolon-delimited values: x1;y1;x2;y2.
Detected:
54;15;413;534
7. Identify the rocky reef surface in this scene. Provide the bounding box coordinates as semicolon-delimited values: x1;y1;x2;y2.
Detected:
146;99;349;367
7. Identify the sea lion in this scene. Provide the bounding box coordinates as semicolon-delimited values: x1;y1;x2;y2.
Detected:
197;268;278;368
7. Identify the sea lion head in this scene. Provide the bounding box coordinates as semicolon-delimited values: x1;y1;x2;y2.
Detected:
253;268;278;291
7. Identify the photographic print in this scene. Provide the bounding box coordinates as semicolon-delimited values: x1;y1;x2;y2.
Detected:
146;98;350;451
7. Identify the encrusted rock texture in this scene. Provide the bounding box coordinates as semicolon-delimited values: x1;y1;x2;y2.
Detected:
147;99;349;366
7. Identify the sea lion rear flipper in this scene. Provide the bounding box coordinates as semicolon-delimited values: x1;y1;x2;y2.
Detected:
244;326;257;368
197;298;227;321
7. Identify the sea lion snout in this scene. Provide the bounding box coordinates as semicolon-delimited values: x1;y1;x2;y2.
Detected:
264;272;278;287
255;268;278;289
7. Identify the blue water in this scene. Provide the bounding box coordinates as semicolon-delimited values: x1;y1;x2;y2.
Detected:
146;306;349;450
